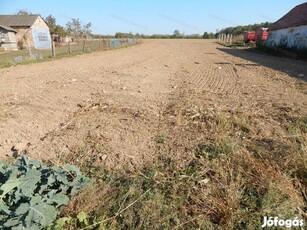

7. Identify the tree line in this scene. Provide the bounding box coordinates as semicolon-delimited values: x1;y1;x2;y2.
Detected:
131;30;216;39
218;22;272;35
15;10;217;40
16;10;92;40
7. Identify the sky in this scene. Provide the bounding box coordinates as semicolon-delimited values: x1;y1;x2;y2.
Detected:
0;0;306;35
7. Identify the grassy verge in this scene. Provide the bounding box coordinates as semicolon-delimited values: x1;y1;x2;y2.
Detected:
254;43;307;60
217;41;247;48
51;101;306;229
0;42;138;69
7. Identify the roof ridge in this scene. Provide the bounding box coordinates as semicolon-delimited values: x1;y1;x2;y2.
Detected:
269;3;307;31
296;2;307;7
0;14;40;16
0;15;41;27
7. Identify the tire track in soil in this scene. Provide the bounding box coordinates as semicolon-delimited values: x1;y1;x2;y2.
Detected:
0;40;178;162
182;61;238;95
0;39;306;164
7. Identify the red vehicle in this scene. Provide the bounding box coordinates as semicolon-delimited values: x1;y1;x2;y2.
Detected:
244;31;256;44
255;28;268;43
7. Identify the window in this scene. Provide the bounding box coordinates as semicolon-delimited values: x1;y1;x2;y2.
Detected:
38;32;48;42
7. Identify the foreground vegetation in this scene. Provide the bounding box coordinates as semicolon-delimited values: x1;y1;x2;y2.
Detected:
0;40;139;69
52;98;306;229
255;43;307;59
0;156;89;229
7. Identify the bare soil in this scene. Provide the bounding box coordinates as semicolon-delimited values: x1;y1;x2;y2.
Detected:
0;39;306;169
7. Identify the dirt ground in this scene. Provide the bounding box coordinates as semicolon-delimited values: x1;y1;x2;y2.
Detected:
0;39;306;168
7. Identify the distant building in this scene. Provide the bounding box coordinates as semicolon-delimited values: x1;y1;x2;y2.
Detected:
266;3;307;50
0;25;18;51
0;15;51;49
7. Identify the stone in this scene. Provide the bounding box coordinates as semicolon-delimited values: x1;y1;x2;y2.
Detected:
13;56;23;63
11;142;31;157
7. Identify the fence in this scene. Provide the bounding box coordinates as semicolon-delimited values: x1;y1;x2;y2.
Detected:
217;34;244;46
0;38;138;68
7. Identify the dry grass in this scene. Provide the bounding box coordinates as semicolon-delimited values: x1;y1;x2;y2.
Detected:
50;94;307;229
0;104;9;122
0;40;138;69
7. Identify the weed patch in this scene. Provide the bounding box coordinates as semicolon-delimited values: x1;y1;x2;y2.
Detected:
49;101;306;229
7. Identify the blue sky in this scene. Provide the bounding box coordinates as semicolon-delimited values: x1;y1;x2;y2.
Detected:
0;0;305;35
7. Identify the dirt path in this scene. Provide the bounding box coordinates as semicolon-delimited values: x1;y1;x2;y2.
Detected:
0;40;306;168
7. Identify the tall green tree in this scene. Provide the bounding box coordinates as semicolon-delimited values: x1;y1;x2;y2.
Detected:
83;22;92;39
66;18;83;38
203;32;209;39
45;15;57;35
219;22;273;35
66;18;92;39
45;15;67;37
54;25;67;37
203;32;215;39
173;30;181;38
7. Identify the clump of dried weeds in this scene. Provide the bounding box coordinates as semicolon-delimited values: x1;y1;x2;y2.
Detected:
54;98;306;229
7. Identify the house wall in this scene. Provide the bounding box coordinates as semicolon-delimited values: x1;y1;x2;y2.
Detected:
31;17;51;49
14;27;34;49
7;31;16;43
12;16;51;49
266;25;307;50
0;29;18;50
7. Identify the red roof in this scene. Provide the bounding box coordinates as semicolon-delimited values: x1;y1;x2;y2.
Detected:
269;2;307;31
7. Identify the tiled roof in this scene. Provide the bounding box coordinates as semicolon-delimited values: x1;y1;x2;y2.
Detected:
0;15;40;27
0;24;17;32
269;2;307;31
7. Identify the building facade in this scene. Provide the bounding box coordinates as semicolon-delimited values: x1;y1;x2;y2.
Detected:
0;15;51;49
266;3;307;51
266;26;307;50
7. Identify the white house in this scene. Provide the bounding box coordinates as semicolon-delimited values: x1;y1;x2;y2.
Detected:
0;15;51;49
266;2;307;51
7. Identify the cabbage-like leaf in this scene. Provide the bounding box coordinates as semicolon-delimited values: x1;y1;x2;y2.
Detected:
0;156;89;230
19;169;41;197
0;169;22;199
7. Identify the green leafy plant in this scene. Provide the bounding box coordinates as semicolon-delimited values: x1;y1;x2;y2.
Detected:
155;133;168;144
77;211;89;228
0;156;90;230
48;216;72;230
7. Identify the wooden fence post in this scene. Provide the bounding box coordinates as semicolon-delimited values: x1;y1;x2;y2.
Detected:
52;41;56;58
104;39;109;50
82;40;86;52
102;39;106;50
99;39;102;50
68;42;71;54
27;42;32;58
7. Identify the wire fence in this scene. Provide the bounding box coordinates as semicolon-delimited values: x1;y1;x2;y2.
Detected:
0;38;138;68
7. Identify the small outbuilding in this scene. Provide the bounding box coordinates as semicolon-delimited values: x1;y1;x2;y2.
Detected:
266;3;307;50
0;25;18;51
0;15;51;49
